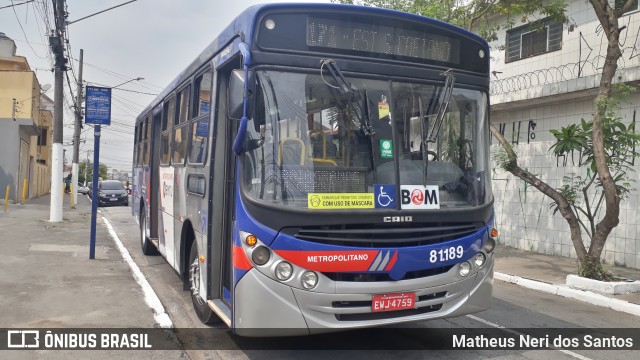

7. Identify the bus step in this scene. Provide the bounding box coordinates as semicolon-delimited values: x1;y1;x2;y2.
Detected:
207;299;232;326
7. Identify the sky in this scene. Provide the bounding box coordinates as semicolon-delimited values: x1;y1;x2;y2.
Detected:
0;0;329;173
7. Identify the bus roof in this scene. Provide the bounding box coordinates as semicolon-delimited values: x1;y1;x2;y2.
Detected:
137;3;488;122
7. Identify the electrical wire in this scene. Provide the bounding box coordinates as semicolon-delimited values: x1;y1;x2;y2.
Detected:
8;0;49;59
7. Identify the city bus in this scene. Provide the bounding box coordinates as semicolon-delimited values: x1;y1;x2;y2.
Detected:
132;2;496;336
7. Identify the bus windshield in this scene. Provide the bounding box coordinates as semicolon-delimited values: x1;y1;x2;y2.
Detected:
242;70;491;210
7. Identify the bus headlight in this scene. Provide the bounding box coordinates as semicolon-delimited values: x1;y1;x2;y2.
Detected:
301;271;318;289
275;261;293;281
474;253;486;268
459;262;472;277
251;246;270;266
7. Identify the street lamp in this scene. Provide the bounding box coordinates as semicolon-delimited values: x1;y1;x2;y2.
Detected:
112;77;144;89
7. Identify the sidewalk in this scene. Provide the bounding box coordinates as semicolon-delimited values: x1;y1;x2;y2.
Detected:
0;194;185;358
494;243;640;310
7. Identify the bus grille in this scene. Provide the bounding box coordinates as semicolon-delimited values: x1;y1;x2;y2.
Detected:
288;222;483;248
322;266;453;282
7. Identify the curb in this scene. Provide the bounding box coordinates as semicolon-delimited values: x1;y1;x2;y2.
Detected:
494;272;640;317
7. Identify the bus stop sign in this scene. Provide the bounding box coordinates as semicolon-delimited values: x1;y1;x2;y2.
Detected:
85;86;111;125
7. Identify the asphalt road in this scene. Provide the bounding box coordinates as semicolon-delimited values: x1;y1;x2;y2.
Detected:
100;205;640;360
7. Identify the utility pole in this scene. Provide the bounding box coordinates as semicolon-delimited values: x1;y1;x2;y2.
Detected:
84;150;92;184
49;0;67;222
72;49;84;209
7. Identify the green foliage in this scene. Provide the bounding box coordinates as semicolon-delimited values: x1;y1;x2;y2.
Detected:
491;145;513;171
548;173;581;215
578;256;613;281
331;0;571;43
549;89;640;201
79;161;109;182
549;124;587;156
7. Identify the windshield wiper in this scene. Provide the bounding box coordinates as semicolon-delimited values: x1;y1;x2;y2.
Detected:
426;69;455;143
321;59;374;136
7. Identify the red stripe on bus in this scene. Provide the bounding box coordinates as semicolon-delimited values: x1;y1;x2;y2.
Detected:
385;251;398;271
233;245;253;270
274;250;379;272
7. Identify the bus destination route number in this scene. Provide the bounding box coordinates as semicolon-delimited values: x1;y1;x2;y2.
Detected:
307;17;459;63
372;292;416;313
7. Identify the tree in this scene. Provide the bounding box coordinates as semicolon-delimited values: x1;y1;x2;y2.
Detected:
331;0;640;278
79;161;109;183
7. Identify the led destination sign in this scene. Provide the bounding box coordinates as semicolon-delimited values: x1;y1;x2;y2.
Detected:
306;16;460;64
256;11;487;73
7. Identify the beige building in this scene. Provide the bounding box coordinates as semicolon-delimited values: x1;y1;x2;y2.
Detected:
0;32;52;202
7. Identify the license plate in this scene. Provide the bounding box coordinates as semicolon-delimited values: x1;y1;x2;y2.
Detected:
371;292;416;312
109;198;118;201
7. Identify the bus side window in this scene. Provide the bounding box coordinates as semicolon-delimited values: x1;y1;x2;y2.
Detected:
143;116;151;166
133;123;139;165
161;97;175;165
188;68;213;165
172;86;190;165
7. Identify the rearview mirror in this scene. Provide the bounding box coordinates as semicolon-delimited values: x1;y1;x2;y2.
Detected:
228;69;255;120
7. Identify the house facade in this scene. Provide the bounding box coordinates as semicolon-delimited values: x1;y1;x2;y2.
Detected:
488;1;640;269
0;32;52;202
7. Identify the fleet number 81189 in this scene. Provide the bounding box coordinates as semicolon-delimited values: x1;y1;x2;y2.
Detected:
429;246;464;263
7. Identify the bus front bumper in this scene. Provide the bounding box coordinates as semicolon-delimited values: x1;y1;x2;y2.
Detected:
233;258;493;337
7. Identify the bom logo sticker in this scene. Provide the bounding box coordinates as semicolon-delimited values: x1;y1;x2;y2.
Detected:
400;185;440;209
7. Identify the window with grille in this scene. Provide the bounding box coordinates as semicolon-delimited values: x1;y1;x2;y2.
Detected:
506;18;562;63
616;0;638;14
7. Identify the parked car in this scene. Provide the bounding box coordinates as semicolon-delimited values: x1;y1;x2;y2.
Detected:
77;183;89;195
96;180;129;207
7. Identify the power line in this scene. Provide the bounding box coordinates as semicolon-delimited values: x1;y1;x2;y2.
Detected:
0;0;34;10
7;0;48;59
76;59;163;91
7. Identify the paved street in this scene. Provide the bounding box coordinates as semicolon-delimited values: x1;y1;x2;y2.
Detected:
1;196;639;360
102;205;640;360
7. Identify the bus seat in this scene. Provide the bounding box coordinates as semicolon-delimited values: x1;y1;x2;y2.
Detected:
310;130;337;164
279;137;306;165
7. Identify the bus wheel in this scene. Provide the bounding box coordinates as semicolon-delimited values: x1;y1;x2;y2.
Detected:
188;244;218;324
140;210;157;255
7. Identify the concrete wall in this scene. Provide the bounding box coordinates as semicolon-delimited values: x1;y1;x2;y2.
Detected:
488;1;640;269
0;119;26;202
490;94;640;270
490;2;640;103
0;71;39;120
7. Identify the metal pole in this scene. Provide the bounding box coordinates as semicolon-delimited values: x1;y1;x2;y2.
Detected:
72;49;84;209
89;125;101;259
21;179;27;205
4;185;9;212
85;151;91;184
49;0;66;222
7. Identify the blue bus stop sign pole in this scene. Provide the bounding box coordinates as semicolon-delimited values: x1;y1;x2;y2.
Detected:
85;86;110;260
89;125;101;259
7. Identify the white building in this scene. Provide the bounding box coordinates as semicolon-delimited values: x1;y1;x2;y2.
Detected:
488;0;640;269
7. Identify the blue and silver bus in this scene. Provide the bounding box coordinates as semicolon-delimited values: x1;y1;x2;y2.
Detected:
132;3;496;336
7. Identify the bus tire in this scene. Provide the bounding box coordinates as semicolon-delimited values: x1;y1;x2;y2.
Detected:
140;209;157;255
188;243;218;325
